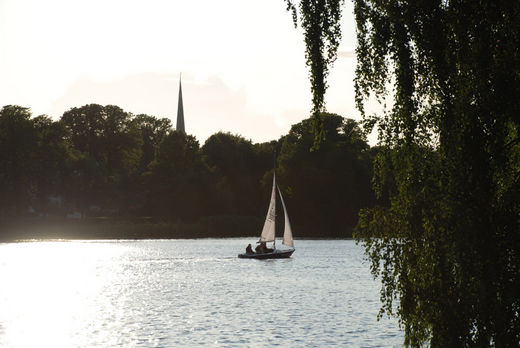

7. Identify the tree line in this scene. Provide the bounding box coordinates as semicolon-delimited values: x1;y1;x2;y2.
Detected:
0;104;376;239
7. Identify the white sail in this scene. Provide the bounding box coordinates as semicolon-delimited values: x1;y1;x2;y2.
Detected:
260;173;276;242
277;185;294;247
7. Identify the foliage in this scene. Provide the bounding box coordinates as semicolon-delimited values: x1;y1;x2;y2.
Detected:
131;114;171;172
289;0;520;345
353;1;520;346
285;0;344;146
0;106;38;215
147;131;213;221
278;113;373;237
202;132;267;216
61;104;143;215
0;103;375;240
31;115;72;215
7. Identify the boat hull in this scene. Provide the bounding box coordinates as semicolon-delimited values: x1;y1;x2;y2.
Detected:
238;249;294;259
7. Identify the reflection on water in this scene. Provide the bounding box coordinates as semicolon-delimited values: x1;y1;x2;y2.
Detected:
0;242;125;347
0;239;403;347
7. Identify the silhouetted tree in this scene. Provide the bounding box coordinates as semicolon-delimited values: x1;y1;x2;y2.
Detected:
132;114;172;172
284;0;343;146
61;104;142;216
0;106;37;216
0;101;377;241
32;115;72;216
148;131;213;221
277;113;373;237
287;0;520;346
202;132;264;216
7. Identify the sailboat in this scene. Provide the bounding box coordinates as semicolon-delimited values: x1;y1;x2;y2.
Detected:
238;172;295;259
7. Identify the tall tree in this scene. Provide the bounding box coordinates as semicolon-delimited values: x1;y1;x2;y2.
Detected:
148;131;212;221
277;113;372;237
132;114;172;172
288;0;520;346
32;115;72;215
353;1;520;346
0;106;37;216
61;104;142;216
202;132;261;216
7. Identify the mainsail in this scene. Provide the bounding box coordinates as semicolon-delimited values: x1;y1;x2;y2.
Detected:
259;173;276;242
277;185;294;247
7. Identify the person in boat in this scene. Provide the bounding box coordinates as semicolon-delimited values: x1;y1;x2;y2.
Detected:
255;242;265;254
255;241;273;254
245;243;253;254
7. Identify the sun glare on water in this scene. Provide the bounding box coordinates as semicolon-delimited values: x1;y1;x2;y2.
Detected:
1;240;405;346
0;241;127;347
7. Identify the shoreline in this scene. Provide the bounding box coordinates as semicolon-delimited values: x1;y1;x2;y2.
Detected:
0;217;354;242
2;237;355;243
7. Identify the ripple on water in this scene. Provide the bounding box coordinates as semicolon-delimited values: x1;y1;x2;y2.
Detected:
0;239;403;347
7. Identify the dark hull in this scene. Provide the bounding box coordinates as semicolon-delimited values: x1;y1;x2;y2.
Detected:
238;249;294;259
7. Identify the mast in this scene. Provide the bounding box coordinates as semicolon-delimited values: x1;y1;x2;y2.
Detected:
176;73;185;133
273;152;276;249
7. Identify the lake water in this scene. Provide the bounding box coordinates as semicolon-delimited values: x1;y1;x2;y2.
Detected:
0;239;403;347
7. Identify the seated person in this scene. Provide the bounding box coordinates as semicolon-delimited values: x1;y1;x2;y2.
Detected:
255;242;265;254
256;242;273;254
245;243;253;254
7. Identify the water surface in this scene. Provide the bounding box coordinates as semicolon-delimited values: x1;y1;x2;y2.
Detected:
0;239;403;347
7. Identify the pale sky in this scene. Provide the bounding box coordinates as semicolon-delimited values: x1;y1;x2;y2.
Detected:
0;0;365;144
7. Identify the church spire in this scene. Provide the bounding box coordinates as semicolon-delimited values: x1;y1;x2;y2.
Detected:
176;73;185;133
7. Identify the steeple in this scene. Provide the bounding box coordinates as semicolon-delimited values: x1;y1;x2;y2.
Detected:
176;74;185;133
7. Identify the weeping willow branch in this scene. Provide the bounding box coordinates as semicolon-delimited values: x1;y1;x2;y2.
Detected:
284;0;344;149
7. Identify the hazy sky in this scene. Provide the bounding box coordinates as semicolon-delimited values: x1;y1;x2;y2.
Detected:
0;0;363;144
